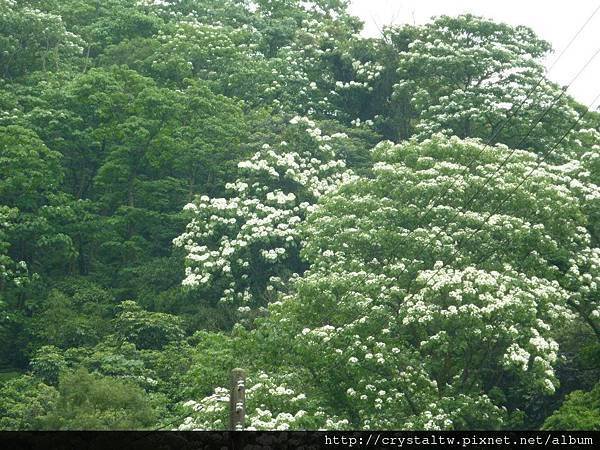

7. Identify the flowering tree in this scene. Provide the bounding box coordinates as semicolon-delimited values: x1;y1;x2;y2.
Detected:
179;370;350;430
362;14;587;155
174;117;357;311
2;0;599;432
131;0;391;130
0;0;84;78
167;0;390;314
181;135;600;429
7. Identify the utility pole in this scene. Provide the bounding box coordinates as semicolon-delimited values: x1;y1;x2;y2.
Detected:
229;368;246;431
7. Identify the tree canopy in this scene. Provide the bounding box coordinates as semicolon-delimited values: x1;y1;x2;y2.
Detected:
0;0;598;431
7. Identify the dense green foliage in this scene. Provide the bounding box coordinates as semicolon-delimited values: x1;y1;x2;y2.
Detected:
543;382;600;430
0;0;598;430
38;368;159;430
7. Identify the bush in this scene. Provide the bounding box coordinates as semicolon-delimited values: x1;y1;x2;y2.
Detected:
37;368;158;430
543;383;600;430
0;375;58;430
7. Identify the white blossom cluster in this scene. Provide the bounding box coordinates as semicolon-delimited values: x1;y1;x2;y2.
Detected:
385;15;581;152
260;17;372;119
178;372;349;430
260;265;509;429
242;134;600;429
0;2;85;58
174;118;356;307
369;136;600;345
149;14;266;90
138;0;371;122
165;9;600;431
335;60;383;93
406;265;566;394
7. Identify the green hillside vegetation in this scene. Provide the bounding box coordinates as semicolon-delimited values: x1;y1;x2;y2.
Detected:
0;0;598;430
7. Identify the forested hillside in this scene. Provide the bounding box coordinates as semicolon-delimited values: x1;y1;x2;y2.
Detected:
0;0;599;430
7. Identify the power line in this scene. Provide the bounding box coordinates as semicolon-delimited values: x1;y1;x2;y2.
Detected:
373;9;600;291
395;43;600;266
382;3;600;264
401;87;600;305
334;5;600;333
141;4;600;433
546;3;600;73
